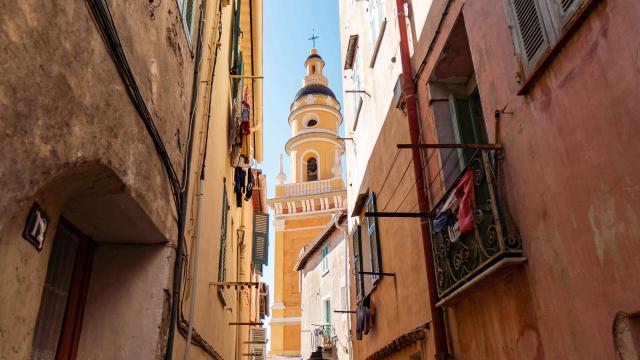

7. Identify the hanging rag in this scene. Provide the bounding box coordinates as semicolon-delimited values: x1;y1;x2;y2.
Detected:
234;166;246;207
245;168;254;200
363;295;371;335
356;304;365;340
454;169;476;234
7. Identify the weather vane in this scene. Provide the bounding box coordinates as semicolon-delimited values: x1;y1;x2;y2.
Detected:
308;29;319;49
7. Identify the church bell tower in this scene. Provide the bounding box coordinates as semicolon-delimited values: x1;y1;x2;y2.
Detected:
267;49;346;358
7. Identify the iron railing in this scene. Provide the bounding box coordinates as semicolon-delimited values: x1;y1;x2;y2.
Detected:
311;325;334;350
429;149;521;298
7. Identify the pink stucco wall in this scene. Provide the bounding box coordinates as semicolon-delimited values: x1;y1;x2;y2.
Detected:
416;0;640;358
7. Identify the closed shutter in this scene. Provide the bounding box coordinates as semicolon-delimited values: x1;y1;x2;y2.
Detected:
549;0;586;31
252;213;269;266
249;328;266;360
218;186;229;281
185;0;196;36
231;0;242;72
259;284;269;319
506;0;551;71
352;225;364;301
366;192;382;283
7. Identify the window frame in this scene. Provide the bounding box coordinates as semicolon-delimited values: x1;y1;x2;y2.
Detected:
365;192;382;284
176;0;197;44
218;184;229;282
322;244;329;273
352;225;365;301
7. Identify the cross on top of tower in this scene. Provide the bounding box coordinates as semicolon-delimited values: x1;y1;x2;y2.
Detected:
308;29;319;49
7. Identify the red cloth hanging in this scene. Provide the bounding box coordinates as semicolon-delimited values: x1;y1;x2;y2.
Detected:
454;169;476;234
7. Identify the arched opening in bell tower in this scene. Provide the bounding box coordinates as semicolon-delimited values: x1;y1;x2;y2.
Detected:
306;157;318;181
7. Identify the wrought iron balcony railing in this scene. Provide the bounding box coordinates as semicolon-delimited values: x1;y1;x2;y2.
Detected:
311;325;334;350
429;149;522;299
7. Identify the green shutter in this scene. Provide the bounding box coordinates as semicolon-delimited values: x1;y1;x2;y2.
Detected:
252;213;269;266
231;0;242;72
366;192;382;283
218;185;229;281
352;225;364;300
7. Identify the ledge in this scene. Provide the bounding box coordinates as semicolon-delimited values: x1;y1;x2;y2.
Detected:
436;257;527;308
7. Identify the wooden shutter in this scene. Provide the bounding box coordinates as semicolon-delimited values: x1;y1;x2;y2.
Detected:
549;0;586;31
185;0;195;36
366;192;382;283
218;186;229;281
506;0;551;71
352;225;364;301
249;328;266;360
252;213;269;266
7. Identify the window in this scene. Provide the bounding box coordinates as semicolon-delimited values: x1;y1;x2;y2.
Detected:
505;0;588;75
177;0;197;41
305;119;318;127
367;0;385;50
307;157;318;181
365;192;382;283
323;298;332;337
218;184;229;281
352;225;365;301
322;244;329;273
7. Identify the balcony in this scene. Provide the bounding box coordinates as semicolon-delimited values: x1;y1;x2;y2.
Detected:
429;149;523;302
275;178;344;198
311;325;335;350
304;74;328;86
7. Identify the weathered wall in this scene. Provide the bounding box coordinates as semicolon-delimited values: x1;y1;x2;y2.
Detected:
77;244;172;359
414;0;640;358
0;0;199;357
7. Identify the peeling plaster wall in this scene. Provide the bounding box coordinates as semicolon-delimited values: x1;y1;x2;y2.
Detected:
0;0;199;358
414;0;640;358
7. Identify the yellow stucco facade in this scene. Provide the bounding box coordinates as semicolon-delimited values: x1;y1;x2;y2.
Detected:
268;49;346;358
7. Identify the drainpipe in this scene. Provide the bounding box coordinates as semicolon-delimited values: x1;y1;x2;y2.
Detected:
394;0;449;358
183;175;205;360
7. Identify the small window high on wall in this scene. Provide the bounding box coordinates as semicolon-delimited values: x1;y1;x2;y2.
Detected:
307;157;318;181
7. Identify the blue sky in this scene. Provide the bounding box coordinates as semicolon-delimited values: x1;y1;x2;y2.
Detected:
261;0;343;349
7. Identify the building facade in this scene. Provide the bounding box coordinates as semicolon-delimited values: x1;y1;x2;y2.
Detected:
0;0;266;359
267;49;347;359
338;1;438;359
295;213;350;360
340;0;640;359
413;0;640;359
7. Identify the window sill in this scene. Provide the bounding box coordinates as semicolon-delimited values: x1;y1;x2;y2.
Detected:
518;0;601;95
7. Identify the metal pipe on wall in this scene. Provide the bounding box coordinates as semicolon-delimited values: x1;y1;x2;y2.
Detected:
184;177;205;360
393;0;449;358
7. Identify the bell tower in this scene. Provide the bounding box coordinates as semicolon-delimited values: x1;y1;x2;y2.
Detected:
267;49;346;358
284;48;343;184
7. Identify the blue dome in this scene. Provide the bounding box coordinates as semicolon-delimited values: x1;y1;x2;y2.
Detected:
294;84;337;102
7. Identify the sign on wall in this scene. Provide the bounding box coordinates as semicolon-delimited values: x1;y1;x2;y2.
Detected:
22;203;48;251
